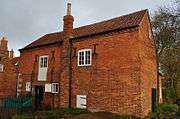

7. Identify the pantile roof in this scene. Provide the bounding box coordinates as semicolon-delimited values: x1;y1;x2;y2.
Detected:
20;9;148;51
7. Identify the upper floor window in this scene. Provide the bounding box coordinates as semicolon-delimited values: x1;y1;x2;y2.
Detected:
38;56;48;81
78;49;92;66
0;64;4;72
39;56;48;68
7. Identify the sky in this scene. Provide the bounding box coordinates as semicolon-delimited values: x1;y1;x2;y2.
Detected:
0;0;173;57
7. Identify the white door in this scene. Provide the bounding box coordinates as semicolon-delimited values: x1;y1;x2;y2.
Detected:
76;95;87;109
38;56;48;81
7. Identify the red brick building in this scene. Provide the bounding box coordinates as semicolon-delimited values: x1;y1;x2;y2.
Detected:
19;2;157;117
0;37;18;98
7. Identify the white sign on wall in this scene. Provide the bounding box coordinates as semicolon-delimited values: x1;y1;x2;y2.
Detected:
26;82;31;92
76;95;87;109
45;83;52;93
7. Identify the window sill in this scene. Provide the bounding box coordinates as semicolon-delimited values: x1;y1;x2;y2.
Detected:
37;80;47;82
78;64;92;67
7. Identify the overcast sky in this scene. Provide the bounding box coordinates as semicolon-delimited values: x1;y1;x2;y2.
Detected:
0;0;173;56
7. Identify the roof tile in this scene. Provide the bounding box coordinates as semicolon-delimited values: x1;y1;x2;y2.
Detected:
21;9;147;51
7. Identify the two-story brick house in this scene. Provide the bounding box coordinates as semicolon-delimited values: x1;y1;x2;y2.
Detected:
19;2;157;117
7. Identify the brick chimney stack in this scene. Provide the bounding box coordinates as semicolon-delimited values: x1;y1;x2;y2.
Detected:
0;37;8;51
61;0;74;108
9;49;14;59
63;1;74;36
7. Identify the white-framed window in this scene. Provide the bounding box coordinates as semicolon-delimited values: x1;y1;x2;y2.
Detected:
78;49;92;66
38;55;48;81
0;64;4;72
51;83;59;93
40;56;48;68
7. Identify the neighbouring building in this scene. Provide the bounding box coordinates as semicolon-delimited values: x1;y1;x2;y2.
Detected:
19;2;158;117
0;37;18;98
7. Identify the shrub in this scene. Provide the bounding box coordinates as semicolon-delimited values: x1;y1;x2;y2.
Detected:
57;107;88;116
158;103;179;114
36;108;88;119
114;115;140;119
92;112;140;119
11;114;33;119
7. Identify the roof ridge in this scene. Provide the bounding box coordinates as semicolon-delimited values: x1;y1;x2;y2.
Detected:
74;9;148;30
45;9;148;34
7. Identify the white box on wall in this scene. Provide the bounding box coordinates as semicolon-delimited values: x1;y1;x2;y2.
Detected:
45;83;52;93
76;95;87;109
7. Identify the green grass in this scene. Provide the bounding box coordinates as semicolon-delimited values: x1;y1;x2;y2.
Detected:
11;107;89;119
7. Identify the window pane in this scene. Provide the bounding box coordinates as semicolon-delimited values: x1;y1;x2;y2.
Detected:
82;52;84;65
40;58;44;67
0;64;3;72
44;57;48;67
79;52;82;65
85;51;90;65
55;84;58;92
88;51;90;64
52;83;58;93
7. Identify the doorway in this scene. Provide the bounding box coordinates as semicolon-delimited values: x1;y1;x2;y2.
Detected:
35;86;44;109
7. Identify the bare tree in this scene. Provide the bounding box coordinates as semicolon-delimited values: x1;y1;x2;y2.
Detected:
152;0;180;102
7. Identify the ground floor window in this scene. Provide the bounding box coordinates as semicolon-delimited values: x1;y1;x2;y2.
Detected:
0;64;4;72
52;83;59;93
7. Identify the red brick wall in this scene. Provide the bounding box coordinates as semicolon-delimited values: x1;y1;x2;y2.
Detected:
69;12;157;117
20;44;62;107
0;38;17;98
137;12;157;116
71;28;143;116
0;58;17;98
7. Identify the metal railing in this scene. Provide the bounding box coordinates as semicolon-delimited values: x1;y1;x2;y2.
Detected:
0;96;33;118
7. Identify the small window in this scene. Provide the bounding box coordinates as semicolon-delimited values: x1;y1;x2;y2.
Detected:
39;56;48;68
0;64;4;72
26;82;31;92
52;83;59;93
78;49;92;66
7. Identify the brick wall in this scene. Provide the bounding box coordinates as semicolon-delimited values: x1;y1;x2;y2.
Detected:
0;58;17;97
0;38;17;98
69;12;157;117
138;12;157;116
20;44;62;107
71;28;144;117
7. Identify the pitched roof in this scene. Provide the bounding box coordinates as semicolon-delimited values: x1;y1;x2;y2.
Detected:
20;9;148;51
